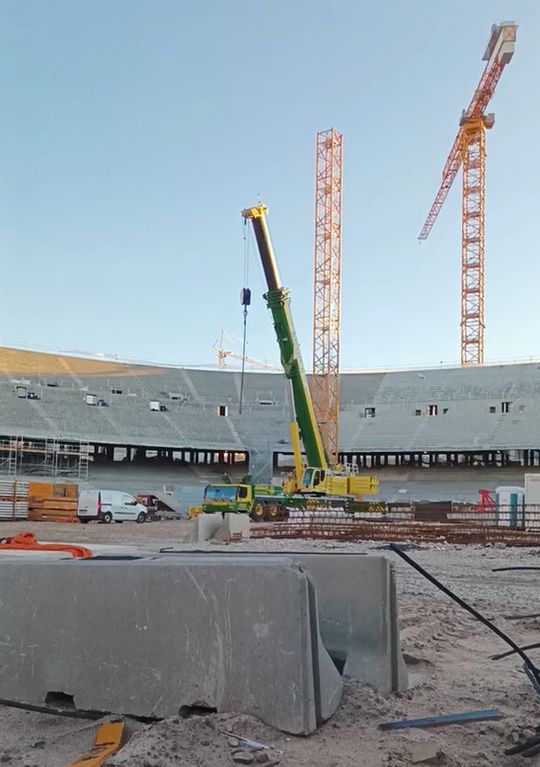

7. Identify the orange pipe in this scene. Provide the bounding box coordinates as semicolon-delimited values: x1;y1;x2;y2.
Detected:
0;532;92;559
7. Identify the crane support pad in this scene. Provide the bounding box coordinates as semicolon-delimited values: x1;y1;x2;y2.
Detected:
67;721;124;767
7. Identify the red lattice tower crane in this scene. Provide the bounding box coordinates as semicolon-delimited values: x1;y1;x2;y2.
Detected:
419;22;517;366
312;128;343;465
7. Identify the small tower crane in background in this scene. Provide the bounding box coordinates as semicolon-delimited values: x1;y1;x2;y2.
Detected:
217;348;280;371
419;22;517;367
214;330;279;371
312;128;343;466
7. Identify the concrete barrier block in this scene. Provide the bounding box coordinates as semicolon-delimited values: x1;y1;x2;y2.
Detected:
288;554;407;693
213;514;251;542
188;513;223;542
0;556;342;734
167;552;407;694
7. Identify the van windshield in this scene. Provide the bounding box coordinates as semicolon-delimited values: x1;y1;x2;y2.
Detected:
204;485;238;501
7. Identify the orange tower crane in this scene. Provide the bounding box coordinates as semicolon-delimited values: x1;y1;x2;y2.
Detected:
312;128;343;465
419;22;517;366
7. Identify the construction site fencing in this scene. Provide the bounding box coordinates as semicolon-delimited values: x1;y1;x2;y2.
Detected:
449;504;540;530
250;502;540;546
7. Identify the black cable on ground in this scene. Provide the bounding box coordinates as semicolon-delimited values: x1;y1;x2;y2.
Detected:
0;698;160;723
0;698;105;720
491;641;540;661
389;543;540;687
492;566;540;572
158;548;368;556
506;734;540;757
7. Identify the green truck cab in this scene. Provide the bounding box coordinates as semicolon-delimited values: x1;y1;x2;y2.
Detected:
202;483;253;515
202;480;286;521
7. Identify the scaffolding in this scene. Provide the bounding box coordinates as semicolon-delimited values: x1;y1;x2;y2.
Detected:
0;436;90;480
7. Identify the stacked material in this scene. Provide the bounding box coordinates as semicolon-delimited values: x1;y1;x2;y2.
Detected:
28;482;78;522
0;479;29;520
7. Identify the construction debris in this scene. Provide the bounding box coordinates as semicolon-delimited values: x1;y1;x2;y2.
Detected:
232;751;255;765
67;721;124;767
505;730;540;758
390;543;540;692
408;742;442;764
220;731;269;750
380;709;503;731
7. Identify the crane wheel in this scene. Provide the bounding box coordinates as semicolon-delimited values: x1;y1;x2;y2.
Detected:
264;504;279;521
250;503;265;522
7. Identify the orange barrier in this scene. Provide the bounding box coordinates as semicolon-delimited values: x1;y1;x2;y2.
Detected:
0;532;92;558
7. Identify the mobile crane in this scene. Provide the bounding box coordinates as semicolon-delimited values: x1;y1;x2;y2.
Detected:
202;204;378;520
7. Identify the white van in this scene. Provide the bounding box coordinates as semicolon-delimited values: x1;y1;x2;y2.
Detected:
78;490;147;524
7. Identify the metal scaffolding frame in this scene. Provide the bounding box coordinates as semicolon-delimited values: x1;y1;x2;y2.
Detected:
0;436;90;479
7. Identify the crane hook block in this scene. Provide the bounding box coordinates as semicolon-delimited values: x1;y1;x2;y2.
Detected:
241;288;251;306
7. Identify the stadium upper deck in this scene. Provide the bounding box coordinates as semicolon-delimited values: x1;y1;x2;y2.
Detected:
0;347;539;465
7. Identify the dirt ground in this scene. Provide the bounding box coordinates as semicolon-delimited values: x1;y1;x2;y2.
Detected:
1;520;540;766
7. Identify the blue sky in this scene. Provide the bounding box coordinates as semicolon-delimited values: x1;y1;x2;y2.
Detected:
0;0;538;370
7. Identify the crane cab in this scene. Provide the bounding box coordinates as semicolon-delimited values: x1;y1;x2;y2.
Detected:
301;467;325;493
300;467;379;497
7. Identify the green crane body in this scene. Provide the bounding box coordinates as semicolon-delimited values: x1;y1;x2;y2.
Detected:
241;204;328;470
199;203;379;519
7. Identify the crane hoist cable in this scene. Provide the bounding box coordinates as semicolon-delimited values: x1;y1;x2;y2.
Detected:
239;219;251;415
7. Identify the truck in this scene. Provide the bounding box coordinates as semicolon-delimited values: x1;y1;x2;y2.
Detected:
202;203;378;520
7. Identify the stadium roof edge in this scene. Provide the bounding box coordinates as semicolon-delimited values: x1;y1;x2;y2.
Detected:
2;344;540;376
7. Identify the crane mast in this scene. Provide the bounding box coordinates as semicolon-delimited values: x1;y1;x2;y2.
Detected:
242;204;328;470
419;22;517;366
312;129;342;466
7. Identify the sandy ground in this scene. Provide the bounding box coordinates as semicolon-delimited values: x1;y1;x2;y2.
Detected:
1;520;540;766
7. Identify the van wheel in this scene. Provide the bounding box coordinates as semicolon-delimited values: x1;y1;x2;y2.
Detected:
102;511;113;524
136;512;147;524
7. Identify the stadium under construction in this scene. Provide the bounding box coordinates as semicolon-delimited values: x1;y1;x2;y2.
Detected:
1;345;540;502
